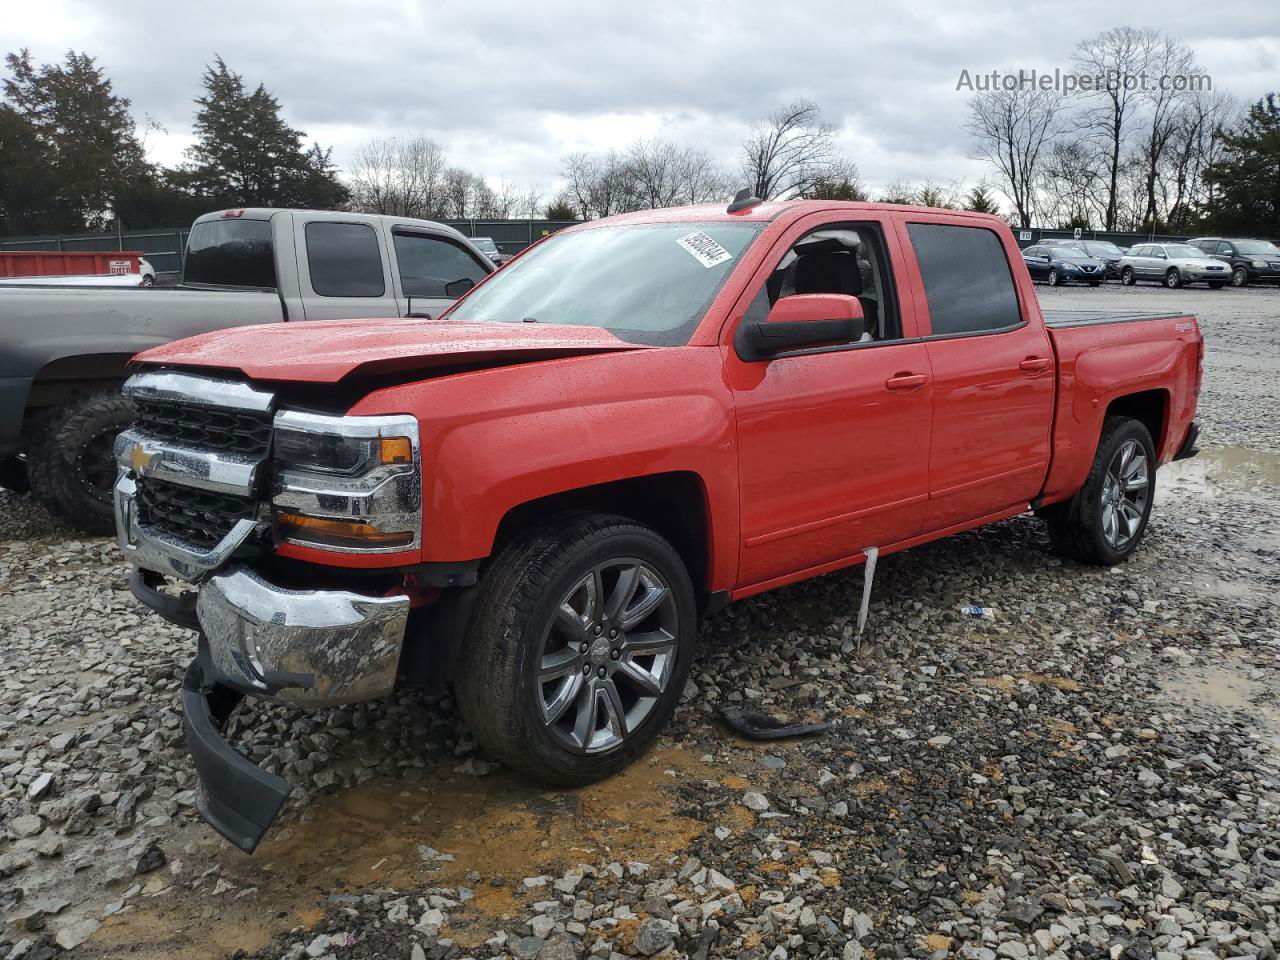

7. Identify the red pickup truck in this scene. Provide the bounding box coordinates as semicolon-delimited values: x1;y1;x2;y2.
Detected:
113;198;1202;852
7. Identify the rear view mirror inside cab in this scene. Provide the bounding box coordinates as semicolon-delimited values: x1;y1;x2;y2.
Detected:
735;293;865;361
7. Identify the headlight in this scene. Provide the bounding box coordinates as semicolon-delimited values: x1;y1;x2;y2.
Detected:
1251;260;1267;268
271;410;421;553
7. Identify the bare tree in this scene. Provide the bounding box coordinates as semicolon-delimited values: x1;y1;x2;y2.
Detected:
562;150;642;219
740;99;849;199
966;86;1062;228
1164;90;1236;228
1133;36;1198;227
1040;138;1108;228
1072;27;1159;230
347;135;447;217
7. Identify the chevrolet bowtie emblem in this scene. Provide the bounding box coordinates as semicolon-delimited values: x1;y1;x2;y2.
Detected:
130;444;156;473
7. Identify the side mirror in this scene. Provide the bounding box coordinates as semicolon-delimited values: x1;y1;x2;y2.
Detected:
735;294;865;362
444;277;476;298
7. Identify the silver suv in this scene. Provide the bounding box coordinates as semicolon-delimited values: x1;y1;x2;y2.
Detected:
1118;243;1231;289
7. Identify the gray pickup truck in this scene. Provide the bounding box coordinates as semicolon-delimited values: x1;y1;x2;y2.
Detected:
0;208;494;531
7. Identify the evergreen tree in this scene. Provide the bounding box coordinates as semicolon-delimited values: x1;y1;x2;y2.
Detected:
1;49;147;233
1203;93;1280;235
177;57;347;209
964;184;1002;215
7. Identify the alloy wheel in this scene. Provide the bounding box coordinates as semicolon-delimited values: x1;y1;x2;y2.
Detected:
1232;267;1248;287
536;559;679;754
1100;439;1150;550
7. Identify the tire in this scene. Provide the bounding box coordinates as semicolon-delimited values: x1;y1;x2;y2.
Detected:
1121;267;1136;286
1231;266;1249;287
0;456;30;494
27;390;132;534
455;512;697;786
1164;268;1182;289
1208;281;1226;289
1047;269;1060;287
1043;417;1156;566
140;275;155;288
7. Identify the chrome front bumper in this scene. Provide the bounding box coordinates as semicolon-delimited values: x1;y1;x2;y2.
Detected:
196;565;410;706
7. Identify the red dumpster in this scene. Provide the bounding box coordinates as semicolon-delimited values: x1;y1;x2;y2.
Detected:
0;250;144;279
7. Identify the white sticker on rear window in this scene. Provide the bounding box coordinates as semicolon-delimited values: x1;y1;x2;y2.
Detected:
676;230;734;269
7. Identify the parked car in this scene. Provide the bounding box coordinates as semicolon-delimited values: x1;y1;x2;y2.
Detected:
1190;237;1280;287
1059;239;1128;279
112;198;1203;853
139;257;156;286
1118;243;1231;288
469;236;506;265
1021;243;1106;286
0;208;494;531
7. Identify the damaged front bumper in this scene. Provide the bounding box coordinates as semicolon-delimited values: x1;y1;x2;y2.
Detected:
176;569;410;852
122;469;412;850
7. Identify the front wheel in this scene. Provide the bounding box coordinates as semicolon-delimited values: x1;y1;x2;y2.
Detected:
27;390;132;534
1121;267;1136;286
1164;268;1183;289
1047;269;1060;287
1231;266;1249;287
456;513;696;785
1044;417;1156;566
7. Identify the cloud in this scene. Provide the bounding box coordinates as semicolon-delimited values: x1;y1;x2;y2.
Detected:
5;0;1275;197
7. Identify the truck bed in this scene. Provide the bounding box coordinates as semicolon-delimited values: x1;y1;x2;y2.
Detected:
1042;309;1188;328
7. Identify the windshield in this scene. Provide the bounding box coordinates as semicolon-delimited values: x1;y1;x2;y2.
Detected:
1047;246;1085;259
1235;240;1280;255
1084;241;1124;257
471;238;498;253
444;222;763;345
1163;244;1203;258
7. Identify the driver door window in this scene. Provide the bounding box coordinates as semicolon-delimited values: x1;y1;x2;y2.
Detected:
392;231;491;315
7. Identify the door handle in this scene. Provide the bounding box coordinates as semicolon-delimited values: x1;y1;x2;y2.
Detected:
1019;357;1051;373
885;373;928;391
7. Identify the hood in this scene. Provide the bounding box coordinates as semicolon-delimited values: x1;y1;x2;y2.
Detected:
134;317;653;383
1056;255;1104;266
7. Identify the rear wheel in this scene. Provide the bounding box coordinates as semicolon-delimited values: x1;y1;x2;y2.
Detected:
27;391;131;534
1044;417;1155;566
455;513;696;785
1164;268;1182;289
1121;267;1136;286
1231;266;1249;287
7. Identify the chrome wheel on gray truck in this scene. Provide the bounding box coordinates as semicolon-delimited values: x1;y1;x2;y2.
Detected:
1043;417;1156;565
456;513;695;784
27;391;133;534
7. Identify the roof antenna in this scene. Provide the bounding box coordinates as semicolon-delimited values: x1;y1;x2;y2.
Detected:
727;188;763;214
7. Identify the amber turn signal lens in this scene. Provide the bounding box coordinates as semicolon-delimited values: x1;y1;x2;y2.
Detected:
379;436;413;464
275;510;413;548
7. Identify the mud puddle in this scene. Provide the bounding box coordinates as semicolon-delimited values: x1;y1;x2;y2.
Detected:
1162;659;1280;759
1157;445;1280;503
87;747;716;958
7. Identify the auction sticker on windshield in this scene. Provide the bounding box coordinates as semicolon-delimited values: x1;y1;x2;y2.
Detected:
676;230;734;269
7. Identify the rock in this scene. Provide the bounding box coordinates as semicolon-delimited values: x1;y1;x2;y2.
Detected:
633;917;673;956
540;936;579;960
11;813;43;838
927;735;954;748
996;942;1028;960
742;791;770;812
305;935;332;957
54;919;100;950
27;772;54;801
135;841;167;875
410;945;427;960
510;936;545;960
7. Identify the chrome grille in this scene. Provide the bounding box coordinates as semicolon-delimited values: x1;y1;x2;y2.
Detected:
136;478;256;547
132;397;272;458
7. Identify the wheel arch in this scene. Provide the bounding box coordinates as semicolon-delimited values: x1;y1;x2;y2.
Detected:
490;471;714;605
1105;389;1169;459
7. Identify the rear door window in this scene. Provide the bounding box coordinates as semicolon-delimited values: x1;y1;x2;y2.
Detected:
907;223;1022;337
393;232;490;299
305;221;385;298
184;219;276;288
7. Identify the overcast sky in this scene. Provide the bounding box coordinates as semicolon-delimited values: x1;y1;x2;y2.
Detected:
5;1;1278;202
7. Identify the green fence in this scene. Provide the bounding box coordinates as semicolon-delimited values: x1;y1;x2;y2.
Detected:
0;220;580;276
1012;227;1200;250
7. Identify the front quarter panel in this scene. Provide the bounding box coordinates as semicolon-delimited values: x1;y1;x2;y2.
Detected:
349;347;740;590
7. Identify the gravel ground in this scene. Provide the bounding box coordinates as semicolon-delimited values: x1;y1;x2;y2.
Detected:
2;284;1278;960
